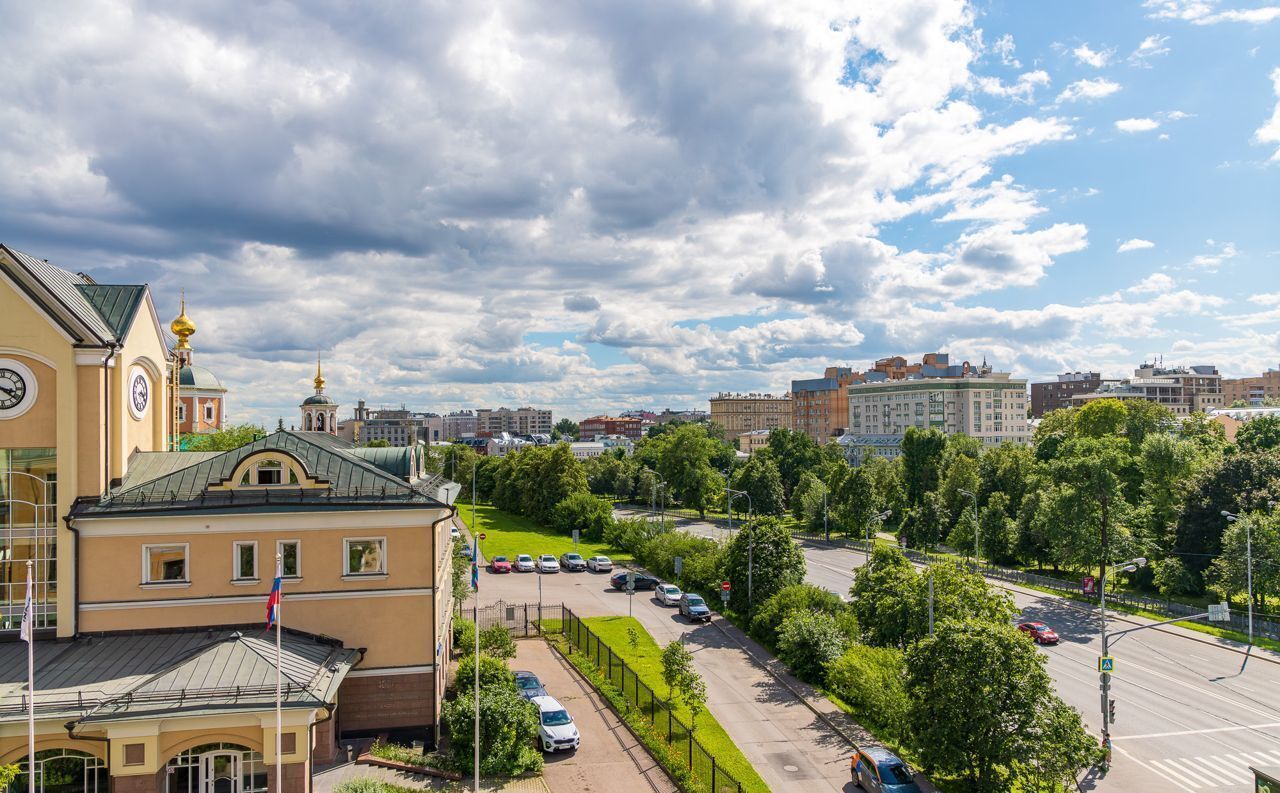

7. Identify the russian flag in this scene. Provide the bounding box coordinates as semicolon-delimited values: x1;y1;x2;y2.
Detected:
266;573;282;628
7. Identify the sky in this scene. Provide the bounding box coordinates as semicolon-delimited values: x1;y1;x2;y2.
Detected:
2;0;1278;426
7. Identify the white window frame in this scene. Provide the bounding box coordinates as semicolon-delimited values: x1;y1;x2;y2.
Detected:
343;537;388;579
277;539;302;580
142;543;190;587
178;402;186;422
232;540;259;583
204;401;216;423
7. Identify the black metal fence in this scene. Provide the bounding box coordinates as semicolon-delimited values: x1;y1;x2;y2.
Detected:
458;600;563;638
557;606;744;793
791;529;1280;642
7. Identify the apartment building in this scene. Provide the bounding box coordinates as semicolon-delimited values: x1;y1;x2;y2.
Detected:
578;414;644;440
708;392;792;439
1072;362;1224;416
1222;368;1280;406
475;406;552;436
737;428;772;455
1030;372;1108;418
846;370;1031;453
791;367;861;445
442;410;478;439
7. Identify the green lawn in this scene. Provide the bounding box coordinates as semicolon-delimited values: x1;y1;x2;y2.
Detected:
456;503;632;564
580;616;770;793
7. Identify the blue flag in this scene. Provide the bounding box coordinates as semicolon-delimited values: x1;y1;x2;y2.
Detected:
471;538;479;592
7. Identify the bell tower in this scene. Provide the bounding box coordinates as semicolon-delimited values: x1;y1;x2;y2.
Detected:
300;355;339;434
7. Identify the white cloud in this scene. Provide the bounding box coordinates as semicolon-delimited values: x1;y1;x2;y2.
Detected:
1057;78;1122;103
1189;239;1240;268
1117;238;1155;252
1256;68;1280;161
1143;0;1280;24
1073;43;1113;67
976;70;1050;101
1116;117;1161;132
992;33;1021;68
1129;34;1172;65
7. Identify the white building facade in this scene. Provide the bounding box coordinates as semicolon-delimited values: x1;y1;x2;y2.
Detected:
846;373;1031;450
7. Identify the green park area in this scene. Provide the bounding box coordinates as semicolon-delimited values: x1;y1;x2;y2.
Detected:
457;502;633;564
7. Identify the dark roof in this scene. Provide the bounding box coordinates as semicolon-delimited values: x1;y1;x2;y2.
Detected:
0;628;357;725
349;446;417;479
303;393;337;405
76;431;457;516
76;283;146;339
179;364;226;391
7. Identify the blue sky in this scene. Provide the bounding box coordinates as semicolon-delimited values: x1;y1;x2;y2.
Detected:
0;0;1277;425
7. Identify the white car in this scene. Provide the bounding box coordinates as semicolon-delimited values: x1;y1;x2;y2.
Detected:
450;526;461;541
586;555;613;572
655;583;683;606
515;554;536;572
537;554;560;573
532;695;580;752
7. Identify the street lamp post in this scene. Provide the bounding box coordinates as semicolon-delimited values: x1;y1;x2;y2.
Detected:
869;509;891;549
823;489;829;542
1100;556;1147;752
958;488;979;565
1222;510;1254;648
727;489;753;610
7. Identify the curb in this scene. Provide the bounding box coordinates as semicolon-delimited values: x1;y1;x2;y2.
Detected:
356;753;463;781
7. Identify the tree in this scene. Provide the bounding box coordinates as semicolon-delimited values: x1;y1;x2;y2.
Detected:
863;455;907;529
850;546;917;648
750;583;851;646
657;423;725;517
909;563;1017;647
826;645;909;740
902;492;946;551
451;552;473;604
906;620;1088;792
1237;415;1280;453
1174;451;1280;587
585;454;639;500
946;507;979;556
791;471;822;522
1048;436;1135;577
551;492;615;541
1138;433;1204;548
829;464;877;539
454;653;519;696
901;427;947;507
181;423;266;451
0;765;19;793
660;639;694;702
1151;557;1195;600
364;438;391;448
942;433;983;468
765;428;821;496
977;443;1035;518
1206;513;1280;611
731;454;786;517
1122;399;1176;452
776;610;852;685
977;492;1016;563
940;454;980;528
553;417;579;441
684;675;708;734
492;444;589;524
1009;696;1101;793
441;444;481;484
479;624;516;660
1178;411;1229;455
441;682;542;775
723;516;806;614
1073;399;1127;439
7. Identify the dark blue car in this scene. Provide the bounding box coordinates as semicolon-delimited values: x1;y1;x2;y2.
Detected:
851;745;922;792
514;671;547;700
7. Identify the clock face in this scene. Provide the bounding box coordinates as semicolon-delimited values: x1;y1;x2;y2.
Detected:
0;368;26;410
127;366;150;419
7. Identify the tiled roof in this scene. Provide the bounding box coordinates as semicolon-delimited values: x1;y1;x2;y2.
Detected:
0;628;357;725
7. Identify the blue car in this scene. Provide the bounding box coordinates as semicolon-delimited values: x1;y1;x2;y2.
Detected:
514;671;547;700
851;746;921;792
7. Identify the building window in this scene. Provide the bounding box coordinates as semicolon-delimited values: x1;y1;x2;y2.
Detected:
344;538;386;576
12;749;107;793
178;403;186;422
166;743;267;793
204;402;215;423
278;540;300;578
0;448;57;633
233;541;257;581
143;544;188;584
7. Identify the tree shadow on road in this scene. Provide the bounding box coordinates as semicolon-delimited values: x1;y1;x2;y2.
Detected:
1018;600;1099;646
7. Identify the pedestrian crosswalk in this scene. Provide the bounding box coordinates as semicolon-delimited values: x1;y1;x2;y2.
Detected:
1147;749;1280;789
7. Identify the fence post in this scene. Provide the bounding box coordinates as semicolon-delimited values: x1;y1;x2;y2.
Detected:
524;603;529;637
712;757;717;793
688;732;692;771
668;706;673;743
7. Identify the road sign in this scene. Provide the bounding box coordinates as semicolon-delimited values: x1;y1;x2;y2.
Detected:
721;581;731;592
1082;576;1097;596
626;571;636;592
1208;602;1230;622
1098;672;1110;687
674;556;683;576
720;589;730;604
478;532;487;541
1099;656;1114;672
572;529;579;547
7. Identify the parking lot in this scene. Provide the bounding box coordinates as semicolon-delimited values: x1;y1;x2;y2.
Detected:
507;639;675;793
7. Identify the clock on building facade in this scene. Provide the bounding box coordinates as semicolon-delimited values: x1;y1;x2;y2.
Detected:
128;365;150;420
0;357;38;419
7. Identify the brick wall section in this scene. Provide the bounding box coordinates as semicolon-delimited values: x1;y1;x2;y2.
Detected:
266;761;309;793
313;710;338;765
111;768;165;793
338;672;434;733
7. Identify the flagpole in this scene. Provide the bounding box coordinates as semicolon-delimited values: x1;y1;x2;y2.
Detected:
25;560;35;793
275;553;283;793
472;459;479;793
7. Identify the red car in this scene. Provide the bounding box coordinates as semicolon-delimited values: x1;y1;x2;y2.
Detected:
1018;621;1060;645
489;556;512;573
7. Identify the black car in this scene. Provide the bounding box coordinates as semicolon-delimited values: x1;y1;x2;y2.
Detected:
514;671;547;700
610;570;660;591
559;552;587;572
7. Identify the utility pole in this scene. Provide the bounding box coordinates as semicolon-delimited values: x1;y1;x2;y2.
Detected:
1100;557;1147;754
727;489;753;611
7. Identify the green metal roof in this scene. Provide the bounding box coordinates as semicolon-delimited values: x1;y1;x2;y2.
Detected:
349;446;416;479
178;364;226;391
76;283;146;339
302;393;337;405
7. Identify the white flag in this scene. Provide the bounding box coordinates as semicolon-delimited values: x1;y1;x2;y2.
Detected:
19;564;32;643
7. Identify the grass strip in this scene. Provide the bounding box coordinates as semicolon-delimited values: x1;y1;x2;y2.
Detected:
457;503;633;564
578;616;770;793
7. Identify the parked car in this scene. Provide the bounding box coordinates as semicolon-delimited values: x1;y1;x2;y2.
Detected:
560;552;587;572
851;746;921;792
537;554;561;573
679;594;712;623
450;526;461;541
514;671;547;701
489;556;512;573
532;695;580;752
655;583;683;606
1018;621;1060;645
610;570;660;591
515;554;536;572
586;555;613;572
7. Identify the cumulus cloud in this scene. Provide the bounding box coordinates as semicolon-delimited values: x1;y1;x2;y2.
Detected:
1129;35;1172;65
1117;238;1156;252
1073;43;1113;67
976;70;1050;102
1257;68;1280;160
991;33;1021;67
1144;0;1280;24
1188;240;1239;268
564;294;602;312
1057;78;1122;103
1116;117;1161;133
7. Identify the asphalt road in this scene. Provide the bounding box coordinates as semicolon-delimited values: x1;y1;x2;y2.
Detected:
657;511;1280;793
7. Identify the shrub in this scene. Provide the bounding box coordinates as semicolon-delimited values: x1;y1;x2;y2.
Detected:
440;684;542;776
454;654;518;697
453;618;476;650
750;583;848;647
825;644;909;740
551;492;616;541
334;780;387;793
638;532;723;592
479;624;516;660
776;611;851;685
604;516;667;555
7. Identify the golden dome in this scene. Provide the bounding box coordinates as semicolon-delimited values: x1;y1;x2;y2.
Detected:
171;295;196;351
314;354;326;391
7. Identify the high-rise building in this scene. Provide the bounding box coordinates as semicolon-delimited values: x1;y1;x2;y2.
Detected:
475;406;552;436
1222;368;1280;406
791;366;861;445
1031;372;1108;417
709;392;792;439
1071;362;1223;415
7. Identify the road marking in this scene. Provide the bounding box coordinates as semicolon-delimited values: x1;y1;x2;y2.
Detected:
1118;746;1199;793
1157;756;1217;789
1195;754;1252;784
1119;656;1280;723
1114;720;1280;740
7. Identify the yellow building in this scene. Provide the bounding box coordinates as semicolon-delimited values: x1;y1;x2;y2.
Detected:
0;246;459;793
708;392;792;440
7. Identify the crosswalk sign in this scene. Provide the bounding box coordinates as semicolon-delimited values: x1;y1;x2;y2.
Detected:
1099;656;1114;672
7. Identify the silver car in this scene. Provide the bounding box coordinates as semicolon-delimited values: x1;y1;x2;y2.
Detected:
586;555;613;572
515;554;536;572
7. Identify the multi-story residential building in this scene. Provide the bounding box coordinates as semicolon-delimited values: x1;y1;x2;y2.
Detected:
0;245;460;793
1031;372;1109;417
737;428;772;455
442;410;478;439
170;299;229;436
846;368;1031;452
578;414;644;440
567;437;635;459
475;406;552;437
1071;362;1224;416
791;366;861;445
351;405;445;446
654;408;709;424
1222;368;1280;406
709;392;792;439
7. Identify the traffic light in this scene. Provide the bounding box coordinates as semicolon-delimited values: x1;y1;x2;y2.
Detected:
1108;699;1116;724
